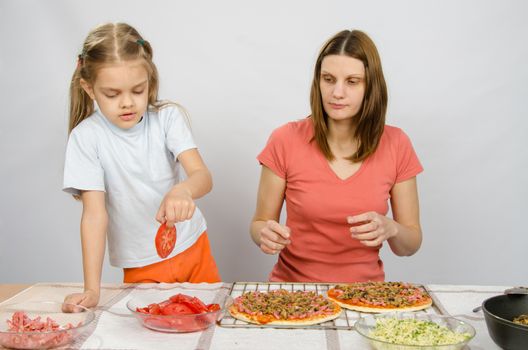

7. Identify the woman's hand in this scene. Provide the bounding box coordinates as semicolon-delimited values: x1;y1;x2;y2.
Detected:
347;212;398;247
258;220;291;255
62;289;99;312
157;185;196;228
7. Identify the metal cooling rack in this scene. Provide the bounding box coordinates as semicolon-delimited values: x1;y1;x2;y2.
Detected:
218;281;446;330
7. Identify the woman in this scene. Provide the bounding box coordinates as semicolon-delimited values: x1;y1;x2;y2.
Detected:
250;30;423;282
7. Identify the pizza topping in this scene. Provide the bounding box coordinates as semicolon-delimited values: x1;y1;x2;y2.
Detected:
233;290;339;322
513;314;528;326
369;318;472;346
333;282;430;308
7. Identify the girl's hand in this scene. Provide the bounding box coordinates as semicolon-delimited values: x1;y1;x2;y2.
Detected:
259;220;291;255
347;212;398;247
156;185;196;228
62;289;99;312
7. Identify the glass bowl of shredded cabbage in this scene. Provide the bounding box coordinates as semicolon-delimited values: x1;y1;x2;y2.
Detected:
354;312;475;350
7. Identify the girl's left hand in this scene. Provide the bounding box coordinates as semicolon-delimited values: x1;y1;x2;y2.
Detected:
347;212;398;247
156;185;196;227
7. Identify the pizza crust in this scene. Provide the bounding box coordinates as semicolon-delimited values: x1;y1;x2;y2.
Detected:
327;295;432;313
228;302;342;326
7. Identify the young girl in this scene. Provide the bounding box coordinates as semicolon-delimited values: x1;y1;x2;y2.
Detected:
63;23;220;309
251;30;423;283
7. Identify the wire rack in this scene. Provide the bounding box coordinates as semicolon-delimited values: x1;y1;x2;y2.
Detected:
218;282;446;330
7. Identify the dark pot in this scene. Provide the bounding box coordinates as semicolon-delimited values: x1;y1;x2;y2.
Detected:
482;294;528;350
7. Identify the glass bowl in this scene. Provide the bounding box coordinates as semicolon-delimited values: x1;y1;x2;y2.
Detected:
126;293;232;333
354;312;475;350
0;301;95;350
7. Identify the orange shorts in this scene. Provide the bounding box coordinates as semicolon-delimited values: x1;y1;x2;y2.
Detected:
123;231;221;283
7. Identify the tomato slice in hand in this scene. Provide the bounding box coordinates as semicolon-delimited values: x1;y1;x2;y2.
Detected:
155;222;177;258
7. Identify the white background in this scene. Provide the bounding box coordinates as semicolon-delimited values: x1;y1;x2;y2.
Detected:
0;0;526;286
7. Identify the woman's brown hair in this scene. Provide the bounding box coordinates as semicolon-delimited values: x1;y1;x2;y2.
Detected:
69;23;169;133
310;30;388;162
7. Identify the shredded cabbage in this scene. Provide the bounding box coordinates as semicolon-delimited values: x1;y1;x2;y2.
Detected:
369;318;471;346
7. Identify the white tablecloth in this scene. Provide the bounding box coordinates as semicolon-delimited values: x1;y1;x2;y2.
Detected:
1;282;506;349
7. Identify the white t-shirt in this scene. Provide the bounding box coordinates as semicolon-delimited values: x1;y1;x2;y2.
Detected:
63;105;207;268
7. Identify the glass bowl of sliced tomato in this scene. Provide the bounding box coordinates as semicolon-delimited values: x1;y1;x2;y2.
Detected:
0;301;95;349
126;292;231;333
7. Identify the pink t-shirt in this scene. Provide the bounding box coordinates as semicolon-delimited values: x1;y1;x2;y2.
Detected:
257;118;423;283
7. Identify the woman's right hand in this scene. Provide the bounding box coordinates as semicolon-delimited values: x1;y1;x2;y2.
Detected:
258;220;291;255
62;289;99;312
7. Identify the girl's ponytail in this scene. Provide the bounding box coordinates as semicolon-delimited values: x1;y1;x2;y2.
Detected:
68;64;93;133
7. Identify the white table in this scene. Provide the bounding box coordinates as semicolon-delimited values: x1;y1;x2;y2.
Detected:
1;282;504;349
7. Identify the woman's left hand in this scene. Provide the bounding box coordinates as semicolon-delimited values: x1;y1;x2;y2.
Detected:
347;212;398;247
157;185;196;227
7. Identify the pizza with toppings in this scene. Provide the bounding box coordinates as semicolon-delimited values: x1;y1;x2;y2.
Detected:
327;282;432;313
229;289;342;325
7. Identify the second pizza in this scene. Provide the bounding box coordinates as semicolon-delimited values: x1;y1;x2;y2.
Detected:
327;281;432;313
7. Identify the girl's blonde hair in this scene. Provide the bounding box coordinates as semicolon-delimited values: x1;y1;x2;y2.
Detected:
310;30;388;162
69;23;173;133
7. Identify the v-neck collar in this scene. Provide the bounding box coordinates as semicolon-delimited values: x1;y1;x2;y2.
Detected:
304;117;370;182
313;141;370;183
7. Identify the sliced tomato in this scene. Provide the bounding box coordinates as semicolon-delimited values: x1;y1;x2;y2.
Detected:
157;299;172;308
206;303;221;312
136;306;150;314
155;222;177;258
161;303;194;315
169;294;208;313
136;294;219;332
136;303;162;315
170;294;203;311
169;294;191;304
147;303;162;315
183;301;207;313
